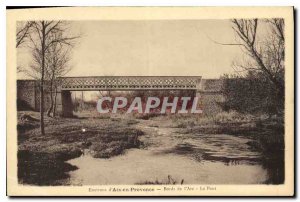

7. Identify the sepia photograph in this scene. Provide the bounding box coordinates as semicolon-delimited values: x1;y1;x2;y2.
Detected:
6;7;294;196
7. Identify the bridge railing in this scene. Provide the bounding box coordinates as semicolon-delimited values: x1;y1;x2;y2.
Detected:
57;76;202;91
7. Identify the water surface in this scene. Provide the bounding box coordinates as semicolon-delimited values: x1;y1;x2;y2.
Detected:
67;120;270;185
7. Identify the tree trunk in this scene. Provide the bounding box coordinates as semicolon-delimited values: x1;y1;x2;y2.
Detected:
40;83;45;135
40;22;46;135
47;74;54;117
53;86;58;117
40;82;45;135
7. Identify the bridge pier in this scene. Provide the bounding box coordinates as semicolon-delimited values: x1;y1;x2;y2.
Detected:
56;90;73;117
195;78;202;112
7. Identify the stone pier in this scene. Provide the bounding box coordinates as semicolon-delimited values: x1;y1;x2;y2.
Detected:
58;90;73;117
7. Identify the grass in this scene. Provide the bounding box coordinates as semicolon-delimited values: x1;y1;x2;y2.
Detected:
214;111;255;124
134;113;163;120
17;111;144;185
170;111;272;136
89;128;143;158
136;175;184;185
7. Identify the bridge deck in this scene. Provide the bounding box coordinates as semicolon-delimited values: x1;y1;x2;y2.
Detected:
58;76;202;91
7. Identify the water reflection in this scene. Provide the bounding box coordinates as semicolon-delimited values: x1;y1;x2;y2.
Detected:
66;122;284;185
68;149;268;185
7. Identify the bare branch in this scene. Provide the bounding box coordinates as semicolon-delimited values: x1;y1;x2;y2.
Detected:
230;18;284;92
16;21;34;48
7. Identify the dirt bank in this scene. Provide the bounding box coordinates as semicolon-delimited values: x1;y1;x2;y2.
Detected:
17;111;143;185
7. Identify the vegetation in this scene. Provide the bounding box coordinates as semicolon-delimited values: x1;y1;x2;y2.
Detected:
223;19;285;116
136;175;184;185
222;73;284;116
17;111;144;185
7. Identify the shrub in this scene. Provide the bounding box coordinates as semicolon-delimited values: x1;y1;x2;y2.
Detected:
214;111;255;124
222;73;284;116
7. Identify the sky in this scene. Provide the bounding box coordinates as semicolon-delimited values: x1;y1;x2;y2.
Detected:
17;20;243;79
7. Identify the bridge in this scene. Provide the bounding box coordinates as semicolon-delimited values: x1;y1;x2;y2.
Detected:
56;76;202;116
17;76;224;117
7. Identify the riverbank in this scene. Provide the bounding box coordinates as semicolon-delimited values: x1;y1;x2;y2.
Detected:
17;111;143;185
170;112;284;155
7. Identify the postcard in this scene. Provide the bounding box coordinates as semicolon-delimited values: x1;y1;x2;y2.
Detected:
7;7;294;196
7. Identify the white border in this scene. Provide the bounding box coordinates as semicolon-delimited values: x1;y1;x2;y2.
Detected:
1;1;299;201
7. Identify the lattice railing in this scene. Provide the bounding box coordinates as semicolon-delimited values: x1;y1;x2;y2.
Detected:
57;76;202;90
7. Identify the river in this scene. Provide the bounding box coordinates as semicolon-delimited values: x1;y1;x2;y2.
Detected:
67;118;269;185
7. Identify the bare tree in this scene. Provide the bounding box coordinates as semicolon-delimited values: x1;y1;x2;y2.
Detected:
231;19;285;95
26;21;78;135
45;39;72;117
